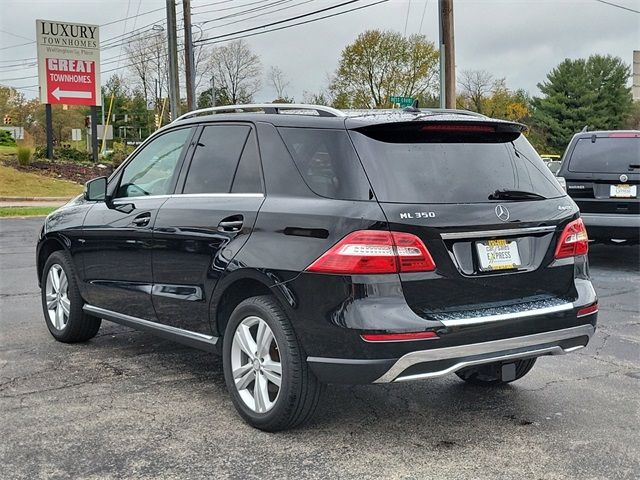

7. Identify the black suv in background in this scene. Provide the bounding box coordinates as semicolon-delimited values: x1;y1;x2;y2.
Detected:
37;104;598;431
557;130;639;244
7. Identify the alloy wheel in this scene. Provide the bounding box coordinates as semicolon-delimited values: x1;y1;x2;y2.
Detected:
45;264;70;330
230;315;282;413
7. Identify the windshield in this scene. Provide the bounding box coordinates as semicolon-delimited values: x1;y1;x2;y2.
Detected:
349;130;565;204
568;137;640;174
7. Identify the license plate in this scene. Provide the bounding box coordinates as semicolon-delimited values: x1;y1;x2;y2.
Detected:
610;184;637;198
476;239;521;271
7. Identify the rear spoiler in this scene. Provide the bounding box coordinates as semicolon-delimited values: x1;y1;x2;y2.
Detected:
351;120;526;143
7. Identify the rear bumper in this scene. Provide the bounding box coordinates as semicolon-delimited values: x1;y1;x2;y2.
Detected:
582;213;640;240
308;323;595;384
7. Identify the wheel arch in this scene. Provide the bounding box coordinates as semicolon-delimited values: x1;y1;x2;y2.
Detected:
211;270;297;338
37;236;68;286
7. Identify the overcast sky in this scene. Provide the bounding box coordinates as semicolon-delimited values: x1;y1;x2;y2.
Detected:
0;0;638;103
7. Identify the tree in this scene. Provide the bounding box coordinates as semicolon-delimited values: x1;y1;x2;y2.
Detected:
196;86;232;108
124;31;168;108
208;40;262;105
457;70;496;114
532;55;633;152
329;30;439;109
268;66;292;103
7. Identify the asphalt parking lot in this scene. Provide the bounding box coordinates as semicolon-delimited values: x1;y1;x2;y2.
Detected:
1;217;638;480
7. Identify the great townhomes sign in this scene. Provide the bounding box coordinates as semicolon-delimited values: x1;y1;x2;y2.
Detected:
36;19;101;106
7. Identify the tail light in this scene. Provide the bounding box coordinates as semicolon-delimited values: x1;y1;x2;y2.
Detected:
305;230;436;274
421;124;495;133
555;218;589;259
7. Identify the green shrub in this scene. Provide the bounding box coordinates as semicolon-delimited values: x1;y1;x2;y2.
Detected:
0;129;16;146
34;145;48;159
16;147;32;166
55;146;92;163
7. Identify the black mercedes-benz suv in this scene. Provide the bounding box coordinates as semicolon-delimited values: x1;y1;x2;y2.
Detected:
36;104;598;431
557;130;639;244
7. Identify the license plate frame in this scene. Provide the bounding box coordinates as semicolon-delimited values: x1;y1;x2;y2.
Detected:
610;184;637;198
476;239;521;272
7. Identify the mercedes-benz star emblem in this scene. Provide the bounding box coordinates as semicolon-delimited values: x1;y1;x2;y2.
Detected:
495;204;510;222
620;174;628;183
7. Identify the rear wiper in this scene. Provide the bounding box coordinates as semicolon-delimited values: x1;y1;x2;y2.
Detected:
488;189;547;201
629;164;640;170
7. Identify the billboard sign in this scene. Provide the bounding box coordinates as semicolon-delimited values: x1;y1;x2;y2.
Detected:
36;20;101;106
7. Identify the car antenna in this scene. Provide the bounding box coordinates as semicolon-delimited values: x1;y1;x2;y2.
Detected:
403;99;421;113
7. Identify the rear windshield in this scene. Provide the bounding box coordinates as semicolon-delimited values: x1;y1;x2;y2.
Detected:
568;137;640;173
349;129;565;204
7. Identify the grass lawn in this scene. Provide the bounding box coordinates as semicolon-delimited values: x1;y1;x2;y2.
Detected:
0;206;57;217
0;165;83;197
0;145;17;154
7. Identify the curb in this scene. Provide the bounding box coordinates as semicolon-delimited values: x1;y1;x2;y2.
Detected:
0;196;74;201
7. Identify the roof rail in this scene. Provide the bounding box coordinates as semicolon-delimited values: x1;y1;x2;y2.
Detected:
174;103;345;122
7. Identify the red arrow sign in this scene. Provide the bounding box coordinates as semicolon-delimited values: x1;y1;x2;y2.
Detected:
46;58;96;106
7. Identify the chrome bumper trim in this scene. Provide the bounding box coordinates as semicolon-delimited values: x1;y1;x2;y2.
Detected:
438;302;575;327
440;225;556;240
374;324;594;383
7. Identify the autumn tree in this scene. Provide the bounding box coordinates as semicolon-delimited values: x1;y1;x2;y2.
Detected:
208;40;262;105
457;70;497;114
532;54;633;151
330;30;439;109
268;66;292;103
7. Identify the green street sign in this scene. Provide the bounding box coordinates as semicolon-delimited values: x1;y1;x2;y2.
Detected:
389;96;414;107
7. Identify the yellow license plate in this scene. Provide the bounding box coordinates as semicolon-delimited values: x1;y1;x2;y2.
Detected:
476;239;521;271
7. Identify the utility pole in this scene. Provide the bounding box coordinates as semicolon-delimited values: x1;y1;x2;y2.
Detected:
183;0;196;111
166;0;180;120
439;0;456;108
210;76;215;107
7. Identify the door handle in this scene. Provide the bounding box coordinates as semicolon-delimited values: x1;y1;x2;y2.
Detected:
218;215;244;232
132;213;151;227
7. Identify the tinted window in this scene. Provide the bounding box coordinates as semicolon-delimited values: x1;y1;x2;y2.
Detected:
569;137;639;173
278;128;371;200
183;125;250;194
231;131;262;193
116;128;191;198
349;130;565;204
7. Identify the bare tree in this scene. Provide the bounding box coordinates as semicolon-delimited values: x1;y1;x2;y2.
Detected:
268;66;291;101
457;69;497;113
124;31;168;108
208;40;262;105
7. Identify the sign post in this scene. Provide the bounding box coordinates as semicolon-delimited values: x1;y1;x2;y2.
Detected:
36;20;101;160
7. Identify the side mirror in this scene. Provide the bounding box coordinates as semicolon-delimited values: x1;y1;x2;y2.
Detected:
84;176;107;201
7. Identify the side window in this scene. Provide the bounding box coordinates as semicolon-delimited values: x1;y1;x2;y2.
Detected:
116;128;191;198
278;128;371;200
231;130;262;193
183;125;251;194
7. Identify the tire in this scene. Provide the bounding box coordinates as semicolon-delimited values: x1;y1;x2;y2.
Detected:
41;250;101;343
222;295;322;431
455;358;537;385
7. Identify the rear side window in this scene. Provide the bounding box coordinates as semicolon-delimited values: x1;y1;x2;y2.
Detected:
349;127;564;204
183;125;262;194
568;137;639;173
278;128;371;201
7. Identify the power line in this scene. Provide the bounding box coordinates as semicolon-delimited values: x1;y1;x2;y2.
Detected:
195;0;363;44
199;0;315;30
200;0;388;46
593;0;639;13
419;0;429;33
0;29;33;42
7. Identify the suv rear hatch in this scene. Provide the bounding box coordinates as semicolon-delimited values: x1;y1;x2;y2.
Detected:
562;132;639;215
347;119;577;320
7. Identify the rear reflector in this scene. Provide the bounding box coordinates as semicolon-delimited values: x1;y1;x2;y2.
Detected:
421;124;495;133
555;218;589;259
361;331;439;342
306;230;436;274
577;303;598;317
